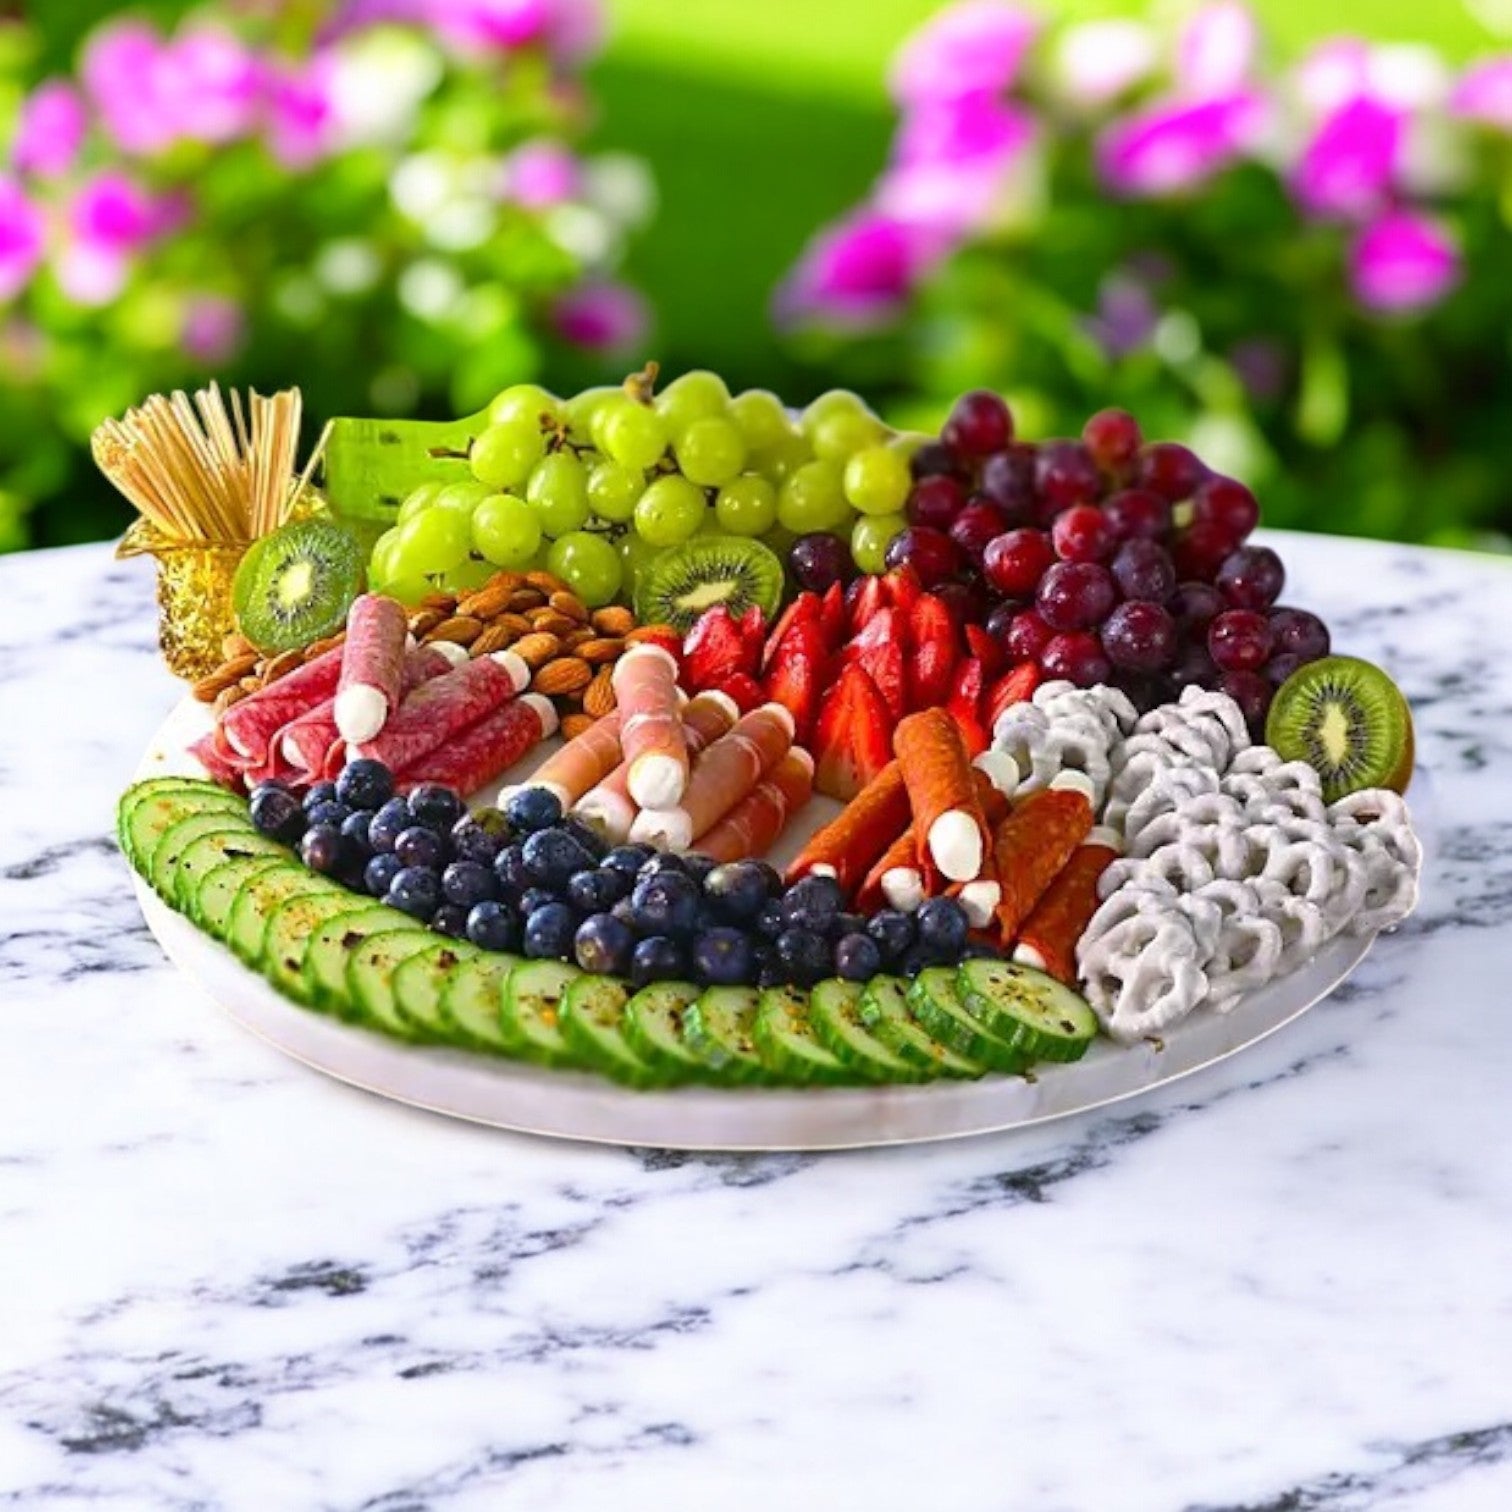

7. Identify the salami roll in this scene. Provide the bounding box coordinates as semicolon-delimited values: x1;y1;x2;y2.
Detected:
854;828;929;914
189;730;248;790
694;749;815;863
784;761;910;895
334;594;412;744
895;708;993;883
525;711;623;809
353;651;529;773
218;646;345;761
394;694;557;797
991;772;1095;943
613;644;690;809
630;703;794;850
1012;828;1121;984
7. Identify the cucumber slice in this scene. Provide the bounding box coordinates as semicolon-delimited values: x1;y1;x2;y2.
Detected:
956;958;1099;1064
302;904;430;1016
194;856;285;937
120;783;245;874
858;977;984;1081
809;980;925;1084
228;867;340;966
907;966;1030;1075
440;954;520;1056
147;812;255;898
172;829;289;913
682;986;777;1086
391;939;481;1040
560;976;667;1087
623;981;707;1082
754;986;853;1086
502;960;581;1067
262;892;365;1004
346;930;438;1040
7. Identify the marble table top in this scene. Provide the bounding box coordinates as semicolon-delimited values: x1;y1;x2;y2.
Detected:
1;532;1508;1511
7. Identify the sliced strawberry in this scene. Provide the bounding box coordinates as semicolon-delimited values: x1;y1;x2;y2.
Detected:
812;663;893;802
846;574;887;635
819;581;847;651
908;594;957;711
882;563;922;615
848;607;906;720
985;660;1042;733
763;615;825;744
762;592;820;674
683;606;754;692
946;656;989;755
965;622;1005;679
738;604;767;667
721;672;766;713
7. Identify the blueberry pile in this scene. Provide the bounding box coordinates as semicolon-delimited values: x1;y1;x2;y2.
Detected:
249;765;996;989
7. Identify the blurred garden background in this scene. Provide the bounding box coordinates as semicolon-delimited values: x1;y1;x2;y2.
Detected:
6;0;1512;551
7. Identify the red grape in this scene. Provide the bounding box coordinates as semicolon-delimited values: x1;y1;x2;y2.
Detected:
1135;442;1208;502
1037;561;1117;631
1265;651;1306;686
983;528;1054;597
1218;669;1274;732
1034;440;1101;514
1041;631;1110;688
884;525;961;588
910;440;965;482
1005;608;1054;662
1193;476;1259;540
1169;580;1224;631
1101;601;1177;671
935;577;988;623
1267;606;1329;660
1082;408;1143;473
908;474;968;530
984;600;1025;642
1051;504;1114;564
1208;609;1272;672
1216;545;1285;610
1111;539;1176;603
979;446;1036;524
949;499;1011;564
1170;641;1217;690
789;532;853;593
942;390;1012;457
1102;488;1171;542
1172;521;1238;581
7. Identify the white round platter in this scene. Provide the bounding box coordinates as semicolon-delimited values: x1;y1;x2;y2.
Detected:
132;695;1388;1152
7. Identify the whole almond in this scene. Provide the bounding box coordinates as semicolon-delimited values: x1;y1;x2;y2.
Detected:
533;656;592;696
576;636;625;665
513;631;563;669
560;712;597;741
238;674;263;693
626;623;679;646
305;631;346;658
409;608;446;638
263;649;304;681
508;588;546;612
470;622;517;656
494;611;533;638
583;665;616;717
560;626;594;651
222;631;256;659
420;590;457;613
549;590;589;624
457;582;514;620
528;610;578;638
424;614;484;647
591;605;635;636
192;667;240;702
525;569;565;595
213;684;247;713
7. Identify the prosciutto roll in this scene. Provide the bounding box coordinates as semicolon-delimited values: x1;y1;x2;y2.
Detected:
613;644;689;809
693;749;815;863
525;712;623;809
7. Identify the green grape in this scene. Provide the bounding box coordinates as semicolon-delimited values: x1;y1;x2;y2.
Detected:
586;459;643;523
433;479;493;516
618;530;659;595
564;385;617;445
489;383;560;429
754;431;813;484
596;396;669;470
654;369;729;435
396;507;471;575
777;459;849;533
472;492;542;567
525;452;590;538
470;420;545;490
843;444;912;515
369;526;406;586
889;432;928;463
634;474;708;546
396;481;445;524
729;389;793;452
379;574;434;607
800;388;867;436
675;416;747;487
546;531;623;608
851;511;906;575
439;556;496;593
811;407;887;462
714;473;778;536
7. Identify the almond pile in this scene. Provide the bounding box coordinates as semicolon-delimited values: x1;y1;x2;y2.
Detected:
193;569;675;739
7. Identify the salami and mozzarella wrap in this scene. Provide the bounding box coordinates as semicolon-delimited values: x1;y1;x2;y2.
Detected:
189;729;248;790
784;761;909;895
334;594;411;744
219;646;344;761
630;703;794;850
613;645;689;809
896;708;994;883
394;694;557;796
1012;828;1122;984
694;749;815;863
991;771;1096;942
853;829;928;914
524;711;622;809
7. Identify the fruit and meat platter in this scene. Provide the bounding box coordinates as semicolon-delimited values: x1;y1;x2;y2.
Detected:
113;370;1422;1097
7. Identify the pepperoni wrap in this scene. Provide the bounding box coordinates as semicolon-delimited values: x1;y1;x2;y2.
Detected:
991;772;1095;943
1012;829;1121;984
219;646;344;761
394;695;557;796
526;711;623;809
334;594;411;745
853;829;928;914
784;761;910;896
613;644;689;809
694;749;815;863
896;708;993;883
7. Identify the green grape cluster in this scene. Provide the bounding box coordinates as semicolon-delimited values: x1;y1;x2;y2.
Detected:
367;369;915;608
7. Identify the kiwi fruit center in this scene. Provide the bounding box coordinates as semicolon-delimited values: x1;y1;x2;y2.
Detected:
634;536;784;634
232;518;365;654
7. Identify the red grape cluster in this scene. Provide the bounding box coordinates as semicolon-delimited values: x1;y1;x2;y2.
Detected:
883;392;1330;730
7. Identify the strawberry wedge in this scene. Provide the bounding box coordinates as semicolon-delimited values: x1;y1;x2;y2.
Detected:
813;663;892;801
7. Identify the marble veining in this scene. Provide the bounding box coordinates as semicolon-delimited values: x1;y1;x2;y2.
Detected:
1;534;1510;1510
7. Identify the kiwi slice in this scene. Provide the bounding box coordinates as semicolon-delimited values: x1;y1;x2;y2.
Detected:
1265;655;1414;803
232;518;364;654
633;536;784;634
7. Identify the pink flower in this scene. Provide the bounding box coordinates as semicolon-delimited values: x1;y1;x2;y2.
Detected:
1176;3;1258;100
1097;93;1267;197
158;27;264;145
82;20;175;155
58;173;184;306
776;211;940;328
1052;21;1157;109
182;294;247;363
1292;97;1401;219
0;177;46;301
12;81;88;180
1295;38;1370;116
889;1;1039;107
894;92;1033;167
552;279;647;351
1452;56;1512;131
1350;209;1459;313
427;0;553;50
265;55;338;169
502;140;582;208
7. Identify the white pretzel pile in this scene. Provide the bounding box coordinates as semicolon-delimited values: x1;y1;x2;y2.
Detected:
989;680;1138;809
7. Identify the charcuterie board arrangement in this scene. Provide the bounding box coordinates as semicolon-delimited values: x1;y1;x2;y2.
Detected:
112;372;1422;1141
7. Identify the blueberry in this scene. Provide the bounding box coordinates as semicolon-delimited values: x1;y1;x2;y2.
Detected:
305;799;351;831
568;867;628;913
610;896;641;932
630;935;686;987
703;860;776;923
780;874;844;934
603;843;655;878
364;852;403;898
249;784;305;844
832;911;866;941
522;828;596;890
574;912;635;975
692;926;756;986
432;903;469;939
756;948;788;989
681;851;716;885
961;939;1003;960
833;933;882;982
755;899;785;941
298;823;345;876
524;901;577;960
340;809;375;855
916;897;969;956
409;783;464;833
493;843;530;900
866;909;915;964
395;825;445;871
630;871;701;936
897;944;939;977
336;758;394;812
451;814;505;866
638;852;689;879
387;865;440;920
368;796;414;854
560;815;609;861
442;860;496;910
519;886;559;917
774;927;832;986
504;785;563;834
302;780;338;813
466;899;520;952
